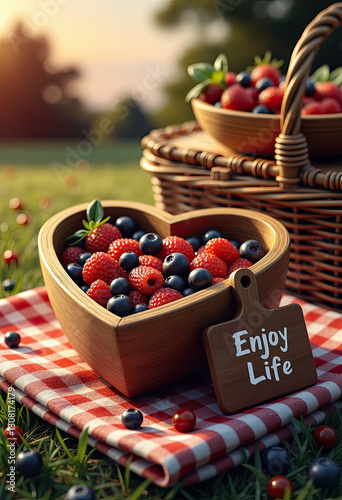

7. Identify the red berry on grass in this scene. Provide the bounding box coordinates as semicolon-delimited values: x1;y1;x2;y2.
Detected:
190;253;227;278
86;279;112;306
82;252;126;285
129;266;164;296
221;84;255;111
108;238;142;261
9;197;23;210
85;223;122;253
313;425;338;451
158;236;194;262
205;237;240;265
172;408;196;432
199;83;223;104
60;246;85;266
267;476;293;499
16;213;30;226
227;257;253;276
148;287;183;309
3;250;19;266
3;425;24;446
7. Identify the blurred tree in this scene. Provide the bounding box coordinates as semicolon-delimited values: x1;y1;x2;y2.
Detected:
152;0;341;126
0;22;90;138
95;97;155;139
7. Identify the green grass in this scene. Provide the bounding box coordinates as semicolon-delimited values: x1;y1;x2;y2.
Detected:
1;143;342;499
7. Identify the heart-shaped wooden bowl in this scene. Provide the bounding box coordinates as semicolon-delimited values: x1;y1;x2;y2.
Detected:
38;201;290;397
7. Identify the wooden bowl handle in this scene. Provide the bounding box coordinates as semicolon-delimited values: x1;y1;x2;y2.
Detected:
275;2;342;189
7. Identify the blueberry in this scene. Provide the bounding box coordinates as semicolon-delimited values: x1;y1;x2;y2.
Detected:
77;252;92;267
164;275;187;293
80;284;90;293
202;229;221;245
114;216;138;238
229;239;240;250
261;446;291;476
2;279;16;291
182;287;196;297
188;268;212;291
16;449;43;477
132;303;149;314
305;79;316;97
252;104;270;114
186;236;202;252
139;232;163;255
121;408;143;429
132;230;145;241
236;71;251;87
163;253;190;278
255;77;273;92
110;277;131;296
214;101;222;108
65;485;96;500
64;263;83;283
107;295;133;317
5;331;21;348
119;251;139;272
308;457;341;489
239;239;266;263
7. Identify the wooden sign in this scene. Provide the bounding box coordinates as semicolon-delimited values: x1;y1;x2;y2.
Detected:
203;268;317;414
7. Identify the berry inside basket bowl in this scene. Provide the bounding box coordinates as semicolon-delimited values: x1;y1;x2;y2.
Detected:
38;200;290;397
191;97;342;159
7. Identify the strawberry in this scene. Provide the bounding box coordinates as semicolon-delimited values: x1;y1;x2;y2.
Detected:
249;51;283;87
204;237;240;265
190;253;227;278
221;84;255;111
301;102;324;115
60;246;84;266
66;199;121;252
258;86;284;111
108;238;142;261
321;97;342;113
199;83;223;104
86;279;112;306
138;255;163;274
227;257;253;276
315;82;342;104
224;71;237;87
158;236;194;262
148;287;183;309
82;252;126;285
212;277;226;284
129;266;164;296
128;290;149;306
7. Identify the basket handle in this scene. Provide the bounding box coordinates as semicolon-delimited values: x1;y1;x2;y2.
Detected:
275;2;342;189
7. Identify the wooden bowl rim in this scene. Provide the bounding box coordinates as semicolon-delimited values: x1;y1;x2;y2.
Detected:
191;97;342;122
38;200;290;329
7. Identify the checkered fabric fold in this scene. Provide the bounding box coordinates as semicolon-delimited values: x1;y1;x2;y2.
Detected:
0;287;341;487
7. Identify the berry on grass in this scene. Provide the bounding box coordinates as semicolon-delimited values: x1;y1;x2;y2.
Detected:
261;446;291;476
308;457;341;489
205;237;240;265
129;266;164;296
121;408;143;429
313;425;338;451
2;279;16;291
86;279;112;307
267;476;293;499
108;238;142;261
107;294;133;317
3;250;19;266
9;197;24;210
190;253;227;278
82;252;126;285
5;331;21;348
65;484;96;500
16;449;43;477
3;425;24;446
149;287;183;309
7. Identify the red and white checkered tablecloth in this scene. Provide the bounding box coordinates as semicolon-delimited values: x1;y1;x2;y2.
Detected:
0;287;341;488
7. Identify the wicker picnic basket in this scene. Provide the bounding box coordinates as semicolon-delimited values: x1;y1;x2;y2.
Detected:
141;3;342;312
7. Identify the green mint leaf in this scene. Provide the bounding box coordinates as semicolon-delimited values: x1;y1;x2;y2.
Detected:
311;64;330;83
65;229;88;245
185;79;212;102
187;63;214;82
330;67;342;86
86;199;103;224
214;54;228;73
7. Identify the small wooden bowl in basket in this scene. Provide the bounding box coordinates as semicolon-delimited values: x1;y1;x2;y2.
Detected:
38;201;290;397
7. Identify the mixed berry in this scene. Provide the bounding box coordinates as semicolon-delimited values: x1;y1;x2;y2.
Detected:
60;200;266;316
186;52;342;115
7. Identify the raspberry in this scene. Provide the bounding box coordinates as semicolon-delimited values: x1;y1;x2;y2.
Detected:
190;253;227;278
129;290;149;306
86;279;112;306
60;246;84;266
195;245;206;256
129;266;164;296
158;236;194;262
212;277;226;284
108;238;142;261
85;223;122;253
148;287;183;309
82;252;126;285
205;237;240;265
227;258;253;276
138;255;163;274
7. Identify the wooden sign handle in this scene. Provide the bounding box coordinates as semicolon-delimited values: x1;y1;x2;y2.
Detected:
229;268;266;317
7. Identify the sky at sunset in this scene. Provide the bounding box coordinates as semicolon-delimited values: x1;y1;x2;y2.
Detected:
0;0;201;112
